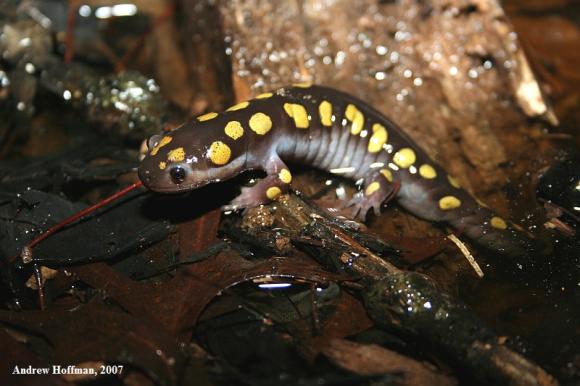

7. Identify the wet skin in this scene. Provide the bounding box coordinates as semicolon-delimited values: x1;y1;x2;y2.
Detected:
139;84;536;256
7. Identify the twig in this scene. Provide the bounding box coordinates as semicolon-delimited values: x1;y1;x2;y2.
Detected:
447;234;484;278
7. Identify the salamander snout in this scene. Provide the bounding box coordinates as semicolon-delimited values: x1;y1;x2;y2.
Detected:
138;148;211;193
137;130;216;193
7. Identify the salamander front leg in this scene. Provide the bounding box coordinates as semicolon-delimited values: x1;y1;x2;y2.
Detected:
224;154;293;210
348;169;400;221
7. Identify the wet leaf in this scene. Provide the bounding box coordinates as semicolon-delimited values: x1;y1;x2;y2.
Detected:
0;189;173;265
0;300;184;386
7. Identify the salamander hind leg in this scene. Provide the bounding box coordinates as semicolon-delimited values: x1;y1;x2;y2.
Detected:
224;153;293;211
348;169;400;221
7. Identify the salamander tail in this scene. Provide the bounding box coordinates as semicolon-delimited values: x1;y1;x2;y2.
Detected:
449;207;541;258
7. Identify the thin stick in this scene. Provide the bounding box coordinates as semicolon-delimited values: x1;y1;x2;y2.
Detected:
32;264;46;310
15;180;144;310
64;0;77;64
447;234;484;278
23;181;144;253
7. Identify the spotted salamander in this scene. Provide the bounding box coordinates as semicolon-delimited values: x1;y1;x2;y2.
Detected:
138;84;535;256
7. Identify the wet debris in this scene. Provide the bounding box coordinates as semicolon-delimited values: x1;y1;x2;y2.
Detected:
537;155;580;236
0;8;172;148
0;0;577;385
40;67;169;142
0;188;173;266
229;193;558;386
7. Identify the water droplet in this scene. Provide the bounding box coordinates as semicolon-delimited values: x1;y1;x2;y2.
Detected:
19;37;31;47
24;63;35;74
79;5;92;17
376;45;388;55
335;51;346;66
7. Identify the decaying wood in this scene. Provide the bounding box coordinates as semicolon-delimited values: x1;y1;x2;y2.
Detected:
509;12;580;129
321;338;456;386
235;193;558;386
176;0;234;113
219;0;554;230
471;342;560;386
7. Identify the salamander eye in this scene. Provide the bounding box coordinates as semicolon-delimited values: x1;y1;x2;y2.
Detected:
147;134;162;150
169;166;186;183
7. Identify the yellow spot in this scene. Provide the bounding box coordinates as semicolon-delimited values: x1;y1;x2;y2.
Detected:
419;164;437;179
393;148;416;168
352;112;365;135
293;82;311;88
266;186;282;200
365;181;380;196
439;196;462;210
256;92;273;99
345;104;357;121
224;121;244;140
380;168;393;182
208;141;231;165
368;123;388;153
283;103;309;129
278;169;292;184
448;175;460;188
249;112;272;135
319;101;332;127
197;112;218;122
490;216;507;230
344;104;365;135
150;136;172;156
159;161;167;170
226;101;249;111
167;147;185;162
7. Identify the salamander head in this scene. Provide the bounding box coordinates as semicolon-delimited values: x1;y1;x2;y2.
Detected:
138;121;247;193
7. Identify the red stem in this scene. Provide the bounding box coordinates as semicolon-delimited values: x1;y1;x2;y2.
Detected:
64;1;77;64
26;181;144;251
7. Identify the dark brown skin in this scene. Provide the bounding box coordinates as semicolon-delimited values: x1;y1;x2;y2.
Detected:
138;84;537;256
